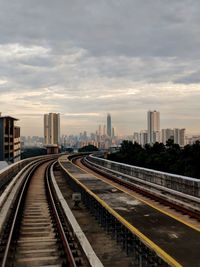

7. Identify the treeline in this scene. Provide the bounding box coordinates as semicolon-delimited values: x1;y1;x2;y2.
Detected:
78;144;98;152
108;140;200;179
21;147;46;159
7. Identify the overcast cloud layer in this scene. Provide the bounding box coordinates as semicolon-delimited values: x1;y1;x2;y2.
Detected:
0;0;200;135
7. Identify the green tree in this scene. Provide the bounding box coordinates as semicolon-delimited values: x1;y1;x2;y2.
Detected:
108;140;200;179
78;145;99;152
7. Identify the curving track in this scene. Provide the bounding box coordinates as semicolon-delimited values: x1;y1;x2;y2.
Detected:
81;156;200;222
65;155;200;267
0;160;89;267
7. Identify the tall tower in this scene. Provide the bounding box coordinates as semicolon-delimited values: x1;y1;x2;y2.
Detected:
107;113;112;138
174;128;185;147
161;129;174;145
147;110;160;144
103;125;106;136
44;113;60;145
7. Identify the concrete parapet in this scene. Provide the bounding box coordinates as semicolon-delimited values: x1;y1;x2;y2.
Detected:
88;155;200;198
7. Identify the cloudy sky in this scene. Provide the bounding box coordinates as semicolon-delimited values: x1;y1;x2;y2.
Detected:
0;0;200;136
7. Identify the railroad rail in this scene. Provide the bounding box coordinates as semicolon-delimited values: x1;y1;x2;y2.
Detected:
53;161;136;267
50;162;103;267
84;155;200;219
0;154;59;195
0;155;59;235
58;155;200;267
0;158;103;267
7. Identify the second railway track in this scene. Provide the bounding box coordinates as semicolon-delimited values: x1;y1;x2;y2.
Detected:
80;156;200;221
64;155;200;267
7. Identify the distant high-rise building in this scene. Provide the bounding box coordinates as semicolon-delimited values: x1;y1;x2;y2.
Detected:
161;129;174;145
83;131;87;140
161;128;185;146
112;127;115;138
140;130;148;147
103;125;106;136
44;113;60;146
147;110;160;144
174;128;185;147
133;132;140;144
0;113;21;163
185;135;200;145
107;113;112;137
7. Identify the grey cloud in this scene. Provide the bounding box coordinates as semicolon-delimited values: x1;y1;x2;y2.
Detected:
0;0;200;57
174;70;200;84
0;0;200;134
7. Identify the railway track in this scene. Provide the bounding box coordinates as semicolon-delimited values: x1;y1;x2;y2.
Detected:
53;162;136;267
0;155;57;196
80;156;200;221
59;155;200;267
0;160;90;267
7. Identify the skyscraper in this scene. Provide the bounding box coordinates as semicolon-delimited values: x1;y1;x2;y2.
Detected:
107;113;112;137
174;128;185;147
161;128;185;146
140;130;148;147
103;125;106;136
161;128;174;145
147;110;160;144
44;113;60;145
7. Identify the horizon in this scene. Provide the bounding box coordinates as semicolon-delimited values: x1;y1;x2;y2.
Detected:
2;109;200;137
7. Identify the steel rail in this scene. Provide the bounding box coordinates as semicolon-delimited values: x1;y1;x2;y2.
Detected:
46;163;77;267
50;161;104;267
1;160;44;267
0;157;53;211
1;159;78;267
0;154;59;195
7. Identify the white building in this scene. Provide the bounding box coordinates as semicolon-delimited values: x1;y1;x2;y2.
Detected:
147;110;160;144
174;128;185;147
161;128;186;146
44;113;60;146
185;135;200;145
133;132;140;143
161;128;174;145
140;130;148;147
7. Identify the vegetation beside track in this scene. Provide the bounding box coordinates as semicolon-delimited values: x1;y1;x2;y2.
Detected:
78;145;99;152
108;140;200;179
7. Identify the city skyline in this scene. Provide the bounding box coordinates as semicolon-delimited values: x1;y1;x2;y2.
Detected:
1;109;194;137
0;1;200;136
20;108;199;148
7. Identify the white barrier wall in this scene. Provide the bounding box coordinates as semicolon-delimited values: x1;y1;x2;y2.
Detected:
0;155;59;192
88;155;200;198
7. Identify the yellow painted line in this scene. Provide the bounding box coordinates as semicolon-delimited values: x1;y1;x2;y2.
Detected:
58;159;182;267
58;155;69;162
72;158;200;233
